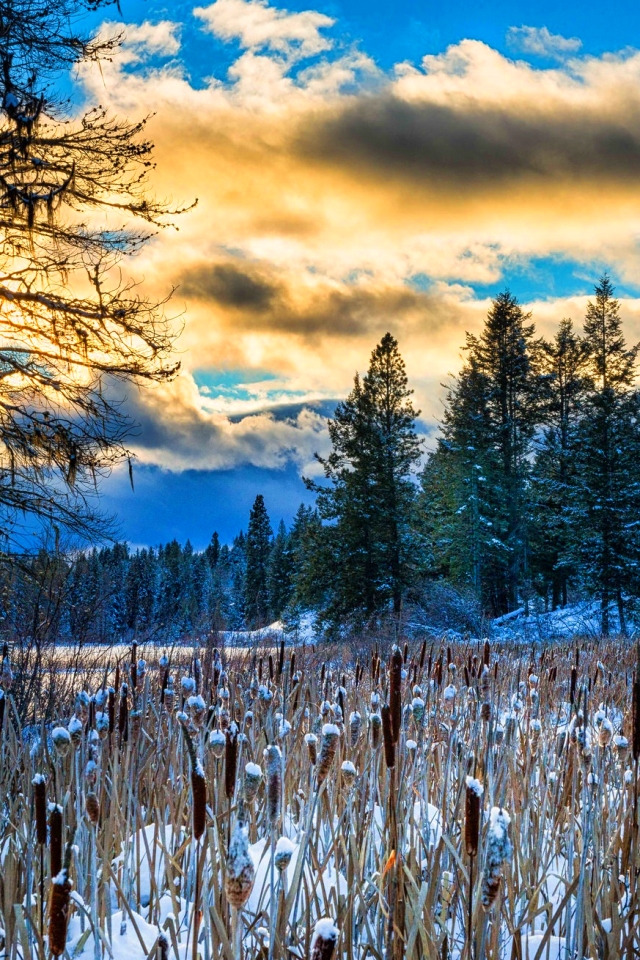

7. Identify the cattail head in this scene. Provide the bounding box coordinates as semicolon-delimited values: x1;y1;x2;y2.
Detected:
264;744;282;829
389;646;403;743
49;804;63;877
85;792;100;825
33;775;47;845
225;723;239;801
209;729;226;758
381;704;395;769
155;932;170;960
481;807;512;911
305;732;318;765
52;726;72;757
68;715;83;748
225;815;255;908
341;760;356;789
244;762;263;803
349;711;361;748
182;721;207;840
316;723;340;785
274;836;295;872
464;776;483;858
48;840;73;956
311;918;339;960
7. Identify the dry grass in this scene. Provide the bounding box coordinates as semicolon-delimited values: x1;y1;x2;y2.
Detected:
0;636;638;959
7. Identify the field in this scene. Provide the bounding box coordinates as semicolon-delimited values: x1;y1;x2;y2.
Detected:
0;636;638;960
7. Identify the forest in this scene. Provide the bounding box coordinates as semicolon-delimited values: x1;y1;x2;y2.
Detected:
3;276;638;644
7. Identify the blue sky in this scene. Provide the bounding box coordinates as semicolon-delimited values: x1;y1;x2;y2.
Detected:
75;0;640;547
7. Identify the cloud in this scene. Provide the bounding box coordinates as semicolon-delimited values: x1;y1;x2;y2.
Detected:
77;11;640;482
507;25;582;60
194;0;334;59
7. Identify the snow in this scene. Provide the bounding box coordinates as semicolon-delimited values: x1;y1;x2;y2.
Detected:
313;917;339;941
322;723;340;737
465;776;484;796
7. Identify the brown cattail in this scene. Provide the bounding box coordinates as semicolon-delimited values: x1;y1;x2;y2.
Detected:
316;723;340;785
182;722;207;840
305;733;318;765
107;687;116;734
389;646;403;744
278;639;285;677
118;683;128;744
311;918;339;960
370;712;382;749
381;704;395;769
483;640;490;667
85;792;100;825
225;724;239;801
33;775;47;845
264;744;282;828
464;776;483;858
225;813;255;908
49;804;63;877
570;666;578;707
48;840;73;955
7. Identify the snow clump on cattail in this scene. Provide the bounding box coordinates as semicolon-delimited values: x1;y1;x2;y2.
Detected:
225;816;255;908
274;836;295;872
481;807;512;910
310;918;339;960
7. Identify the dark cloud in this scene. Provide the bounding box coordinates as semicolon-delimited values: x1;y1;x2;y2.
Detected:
293;93;640;187
181;262;279;311
180;259;463;339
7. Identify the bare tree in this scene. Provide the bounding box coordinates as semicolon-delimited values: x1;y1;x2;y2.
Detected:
0;0;190;548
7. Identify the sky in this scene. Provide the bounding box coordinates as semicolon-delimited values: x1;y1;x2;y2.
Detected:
76;0;640;547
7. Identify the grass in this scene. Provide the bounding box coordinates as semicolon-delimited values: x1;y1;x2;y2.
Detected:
0;635;638;959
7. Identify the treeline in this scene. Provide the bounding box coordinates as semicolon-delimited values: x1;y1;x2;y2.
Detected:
3;276;639;642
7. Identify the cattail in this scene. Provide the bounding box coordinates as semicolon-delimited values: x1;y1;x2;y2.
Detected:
381;704;395;769
274;836;295;872
598;716;614;748
68;716;83;748
341;760;356;789
52;726;71;758
118;684;128;744
349;711;361;747
48;840;73;956
85;792;100;825
0;688;4;732
305;732;318;765
278;639;285;677
209;729;226;758
265;745;282;828
225;814;255;908
49;804;63;877
570;666;578;706
464;776;483;858
389;646;403;744
481;808;512;910
244;762;263;802
182;722;207;840
615;734;629;758
483;640;490;667
316;723;340;785
33;775;47;845
369;712;382;749
225;724;239;801
529;719;541;755
108;687;116;733
310;918;339;960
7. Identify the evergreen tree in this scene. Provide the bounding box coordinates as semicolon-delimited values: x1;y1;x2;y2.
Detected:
267;520;294;619
245;496;273;627
421;292;542;614
530;320;589;608
308;333;422;626
228;532;247;629
572;277;640;633
205;532;221;569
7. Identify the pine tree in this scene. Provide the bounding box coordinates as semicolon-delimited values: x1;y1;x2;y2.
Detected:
530;320;589;608
308;333;422;626
572;277;640;634
267;520;294;620
245;496;273;628
421;292;542;614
